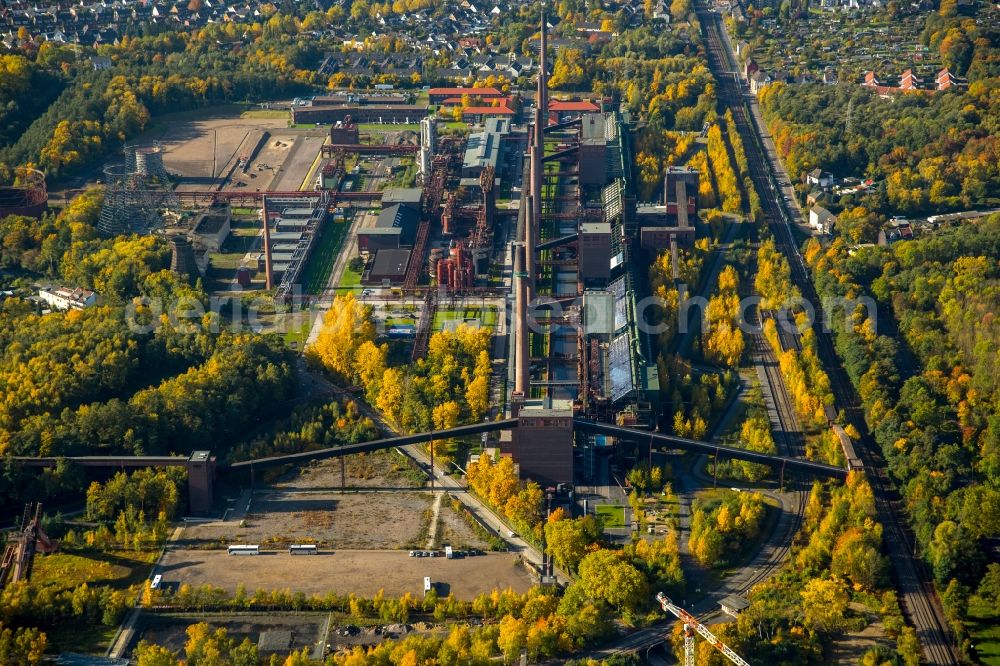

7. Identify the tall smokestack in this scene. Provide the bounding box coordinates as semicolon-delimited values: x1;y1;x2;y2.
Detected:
537;3;548;142
514;240;529;397
526;168;538;301
528;5;547;300
262;196;274;290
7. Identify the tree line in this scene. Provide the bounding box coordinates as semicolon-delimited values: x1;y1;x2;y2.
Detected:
805;215;1000;654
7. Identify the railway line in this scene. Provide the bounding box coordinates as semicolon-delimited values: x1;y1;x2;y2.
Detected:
696;4;959;664
732;268;808;601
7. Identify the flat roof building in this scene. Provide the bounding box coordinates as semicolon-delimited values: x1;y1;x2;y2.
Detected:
357;204;419;254
365;248;411;285
579;221;612;286
381;187;423;211
462;120;511;178
508;408;574;486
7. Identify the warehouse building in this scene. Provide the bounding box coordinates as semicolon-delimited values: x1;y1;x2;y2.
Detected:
357;204;419;254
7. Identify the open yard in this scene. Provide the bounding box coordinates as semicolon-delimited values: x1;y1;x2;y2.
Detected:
133;105;324;192
140;107;289;187
970;597;1000;665
179;490;434;550
595;504;626;529
155;549;533;600
300;217;350;294
276;450;426;490
432;306;497;332
33;549;158;592
434;502;492;551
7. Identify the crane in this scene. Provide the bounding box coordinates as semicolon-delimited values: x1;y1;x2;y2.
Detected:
656;592;750;666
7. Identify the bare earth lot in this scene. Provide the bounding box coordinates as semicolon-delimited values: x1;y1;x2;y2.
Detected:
136;107;324;191
149;113;288;185
157;549;533;599
436;502;491;550
277;450;425;490
181;491;433;549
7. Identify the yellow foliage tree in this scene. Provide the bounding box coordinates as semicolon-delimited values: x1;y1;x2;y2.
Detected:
308;293;375;382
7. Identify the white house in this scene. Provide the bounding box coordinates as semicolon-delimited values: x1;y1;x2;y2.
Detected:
807;168;835;189
808;206;837;234
39;286;97;311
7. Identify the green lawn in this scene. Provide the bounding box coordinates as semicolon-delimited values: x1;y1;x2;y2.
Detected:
47;624;119;655
595;505;626;529
208;251;246;270
339;264;363;291
30;549;159;654
386;314;417;328
970;597;1000;665
241;109;290;119
283;317;313;350
300;218;349;294
32;549;158;592
432;306;497;332
358;123;421;132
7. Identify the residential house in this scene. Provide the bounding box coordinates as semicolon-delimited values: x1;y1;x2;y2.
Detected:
808;205;836;234
38;286;97;311
807;169;835;189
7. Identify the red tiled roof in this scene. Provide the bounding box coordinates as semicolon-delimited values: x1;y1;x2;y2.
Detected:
428;87;503;97
462;105;515;116
549;100;599;112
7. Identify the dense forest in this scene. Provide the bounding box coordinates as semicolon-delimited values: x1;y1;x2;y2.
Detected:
806;214;1000;647
0;188;296;516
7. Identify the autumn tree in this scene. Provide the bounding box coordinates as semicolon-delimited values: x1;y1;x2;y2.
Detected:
308;293;375;382
800;577;848;633
544;515;601;572
576;550;648;613
704;265;745;368
549;48;587;90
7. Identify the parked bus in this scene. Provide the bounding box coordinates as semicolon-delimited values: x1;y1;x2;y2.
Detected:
228;545;260;556
150;574;162;589
289;544;318;555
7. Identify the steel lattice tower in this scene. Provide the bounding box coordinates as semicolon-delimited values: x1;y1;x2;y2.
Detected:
97;149;179;237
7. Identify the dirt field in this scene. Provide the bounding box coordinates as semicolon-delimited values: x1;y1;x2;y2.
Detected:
435;502;491;550
180;491;433;549
270;133;327;191
149;111;287;184
276;450;426;490
137;107;324;191
156;549;534;599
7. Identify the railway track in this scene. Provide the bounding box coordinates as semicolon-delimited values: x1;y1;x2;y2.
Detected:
695;4;959;664
721;241;807;605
